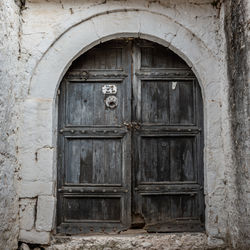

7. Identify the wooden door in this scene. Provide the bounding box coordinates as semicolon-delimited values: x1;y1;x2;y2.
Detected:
57;39;204;234
57;40;132;234
132;39;204;232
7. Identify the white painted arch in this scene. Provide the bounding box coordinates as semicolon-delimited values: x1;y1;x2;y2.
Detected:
29;9;221;100
19;9;229;241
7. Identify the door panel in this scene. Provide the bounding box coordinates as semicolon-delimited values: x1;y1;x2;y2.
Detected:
142;193;203;232
65;81;125;126
64;196;121;222
142;194;198;222
71;46;123;70
140;136;195;183
57;38;204;234
169;81;195;125
65;138;122;184
140;43;189;69
141;81;170;124
141;80;195;125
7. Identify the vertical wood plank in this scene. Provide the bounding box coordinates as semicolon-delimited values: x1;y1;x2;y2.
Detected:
169;82;180;124
66;139;80;183
179;82;194;124
157;139;170;181
80;139;93;183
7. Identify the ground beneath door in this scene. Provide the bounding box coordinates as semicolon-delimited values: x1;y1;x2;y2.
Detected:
44;231;228;250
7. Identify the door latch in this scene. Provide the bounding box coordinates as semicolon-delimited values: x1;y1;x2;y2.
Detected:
123;122;133;130
131;121;141;130
123;122;141;130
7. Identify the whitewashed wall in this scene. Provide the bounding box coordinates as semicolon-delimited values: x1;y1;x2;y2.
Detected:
0;1;20;249
1;0;245;249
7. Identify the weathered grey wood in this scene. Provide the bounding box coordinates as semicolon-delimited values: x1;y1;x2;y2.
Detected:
57;38;204;234
141;81;170;124
169;137;195;181
64;197;121;221
132;39;204;232
169;81;195;125
140;137;195;183
65;82;125;126
140;40;189;69
80;139;93;183
57;39;132;234
70;41;123;70
66;139;80;183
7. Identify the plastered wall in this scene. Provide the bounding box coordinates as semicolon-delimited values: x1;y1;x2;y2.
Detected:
0;1;20;249
224;0;250;248
0;0;249;249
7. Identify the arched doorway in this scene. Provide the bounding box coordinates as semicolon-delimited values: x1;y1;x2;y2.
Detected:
56;38;204;234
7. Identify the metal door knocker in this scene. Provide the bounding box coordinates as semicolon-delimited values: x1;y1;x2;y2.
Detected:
105;95;118;109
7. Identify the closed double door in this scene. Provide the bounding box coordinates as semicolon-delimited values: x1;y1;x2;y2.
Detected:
57;39;204;234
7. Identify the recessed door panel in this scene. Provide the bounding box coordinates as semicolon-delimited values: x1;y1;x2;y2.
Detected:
140;43;189;69
71;43;123;70
65;82;124;126
141;194;198;222
140;136;195;183
141;80;195;125
169;81;195;125
65;138;122;185
64;196;121;222
141;193;203;232
141;81;170;124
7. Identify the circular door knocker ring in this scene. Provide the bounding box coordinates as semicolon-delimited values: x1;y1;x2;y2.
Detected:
105;95;118;109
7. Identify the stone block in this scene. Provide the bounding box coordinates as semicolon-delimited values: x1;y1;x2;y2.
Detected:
19;146;54;182
36;196;55;231
18;181;54;198
19;229;50;245
139;12;178;47
19;98;53;152
92;11;141;39
19;198;36;231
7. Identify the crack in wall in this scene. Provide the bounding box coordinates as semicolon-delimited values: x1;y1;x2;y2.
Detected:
34;145;54;162
15;0;26;60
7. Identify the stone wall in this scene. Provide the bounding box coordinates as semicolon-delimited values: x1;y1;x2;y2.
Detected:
0;0;20;249
0;0;249;249
17;0;231;248
224;0;250;248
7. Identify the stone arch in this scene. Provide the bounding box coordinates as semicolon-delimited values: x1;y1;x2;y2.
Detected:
19;9;228;239
29;10;220;100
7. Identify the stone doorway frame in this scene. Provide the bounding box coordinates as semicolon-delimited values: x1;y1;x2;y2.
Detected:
18;9;231;245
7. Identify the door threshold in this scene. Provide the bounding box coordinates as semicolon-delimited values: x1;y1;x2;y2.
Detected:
53;229;204;239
